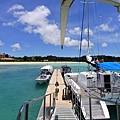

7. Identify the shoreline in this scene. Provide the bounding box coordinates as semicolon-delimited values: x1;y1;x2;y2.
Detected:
0;61;86;65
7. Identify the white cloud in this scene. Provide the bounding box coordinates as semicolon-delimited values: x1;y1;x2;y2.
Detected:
102;43;107;47
16;6;51;26
99;24;115;32
7;5;61;46
68;27;81;35
6;5;84;47
115;33;119;37
64;37;78;47
0;41;4;46
118;14;120;21
33;24;60;45
81;39;94;50
84;28;93;36
24;26;33;33
11;43;21;51
61;36;94;49
107;17;112;24
2;21;16;26
8;4;24;12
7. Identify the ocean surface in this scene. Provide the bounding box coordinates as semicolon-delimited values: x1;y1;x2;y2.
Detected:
0;63;117;120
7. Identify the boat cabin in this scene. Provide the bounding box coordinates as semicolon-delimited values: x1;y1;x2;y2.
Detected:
77;71;120;93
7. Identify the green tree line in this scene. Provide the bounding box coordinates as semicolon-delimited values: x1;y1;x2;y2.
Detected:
1;55;120;62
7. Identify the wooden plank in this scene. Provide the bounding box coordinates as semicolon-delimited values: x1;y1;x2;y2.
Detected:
45;69;72;107
37;69;72;120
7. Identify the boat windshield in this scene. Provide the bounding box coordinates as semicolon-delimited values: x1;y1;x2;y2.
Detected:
41;69;48;74
62;66;72;73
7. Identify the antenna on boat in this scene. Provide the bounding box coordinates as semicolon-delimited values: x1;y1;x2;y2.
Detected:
87;0;90;55
78;0;85;62
86;0;91;71
85;0;95;71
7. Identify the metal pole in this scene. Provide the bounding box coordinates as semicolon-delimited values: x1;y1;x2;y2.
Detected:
77;96;79;118
53;93;56;108
79;95;81;120
49;94;51;119
72;91;73;109
50;94;51;109
116;101;120;120
62;88;65;100
89;97;92;120
75;93;77;115
43;97;46;120
25;104;29;120
75;93;77;106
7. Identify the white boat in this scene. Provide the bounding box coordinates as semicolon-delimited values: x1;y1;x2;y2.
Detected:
61;0;120;119
64;63;120;119
60;65;72;78
36;65;53;84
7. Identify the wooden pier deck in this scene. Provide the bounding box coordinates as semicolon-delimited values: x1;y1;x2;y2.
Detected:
37;69;72;120
45;69;72;107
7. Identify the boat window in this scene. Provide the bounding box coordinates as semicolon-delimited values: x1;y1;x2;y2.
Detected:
67;75;70;77
87;77;94;79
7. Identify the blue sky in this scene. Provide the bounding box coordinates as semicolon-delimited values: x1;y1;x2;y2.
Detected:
0;0;120;57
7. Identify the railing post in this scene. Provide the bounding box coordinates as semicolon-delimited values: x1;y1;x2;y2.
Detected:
75;93;77;105
65;88;67;97
25;104;29;120
53;93;56;109
50;94;51;109
63;89;64;99
49;94;52;119
75;93;77;115
72;91;73;109
89;97;92;120
77;95;79;117
116;101;120;120
43;97;46;120
79;95;81;120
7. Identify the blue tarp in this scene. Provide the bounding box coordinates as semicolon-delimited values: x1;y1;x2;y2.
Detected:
97;62;120;70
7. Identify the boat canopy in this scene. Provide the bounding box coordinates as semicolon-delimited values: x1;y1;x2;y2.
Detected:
98;62;120;70
60;0;120;48
60;0;74;48
98;0;120;12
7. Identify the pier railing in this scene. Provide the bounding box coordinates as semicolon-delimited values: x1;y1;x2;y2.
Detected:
63;85;120;120
16;92;55;120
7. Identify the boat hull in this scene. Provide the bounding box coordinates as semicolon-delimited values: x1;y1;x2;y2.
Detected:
36;65;53;84
36;75;51;84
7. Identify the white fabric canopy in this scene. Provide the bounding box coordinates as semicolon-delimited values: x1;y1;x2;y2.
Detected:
60;0;120;48
98;0;120;12
60;0;74;48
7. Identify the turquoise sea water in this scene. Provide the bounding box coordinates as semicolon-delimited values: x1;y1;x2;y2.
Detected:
0;63;80;120
0;63;117;120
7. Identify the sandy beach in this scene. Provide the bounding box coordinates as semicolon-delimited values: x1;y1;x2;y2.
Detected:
0;61;86;65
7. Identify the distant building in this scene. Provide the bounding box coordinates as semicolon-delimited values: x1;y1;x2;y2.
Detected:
32;56;36;61
44;59;48;62
0;54;5;59
1;58;15;61
0;53;14;61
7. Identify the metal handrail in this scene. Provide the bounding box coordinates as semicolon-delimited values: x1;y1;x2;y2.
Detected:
16;92;55;120
67;82;120;120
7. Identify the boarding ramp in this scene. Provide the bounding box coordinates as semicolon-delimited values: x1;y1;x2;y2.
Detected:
51;107;77;120
78;81;109;120
81;97;109;119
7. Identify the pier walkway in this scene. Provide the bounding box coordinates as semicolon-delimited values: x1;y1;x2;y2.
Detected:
37;69;77;120
47;69;71;107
